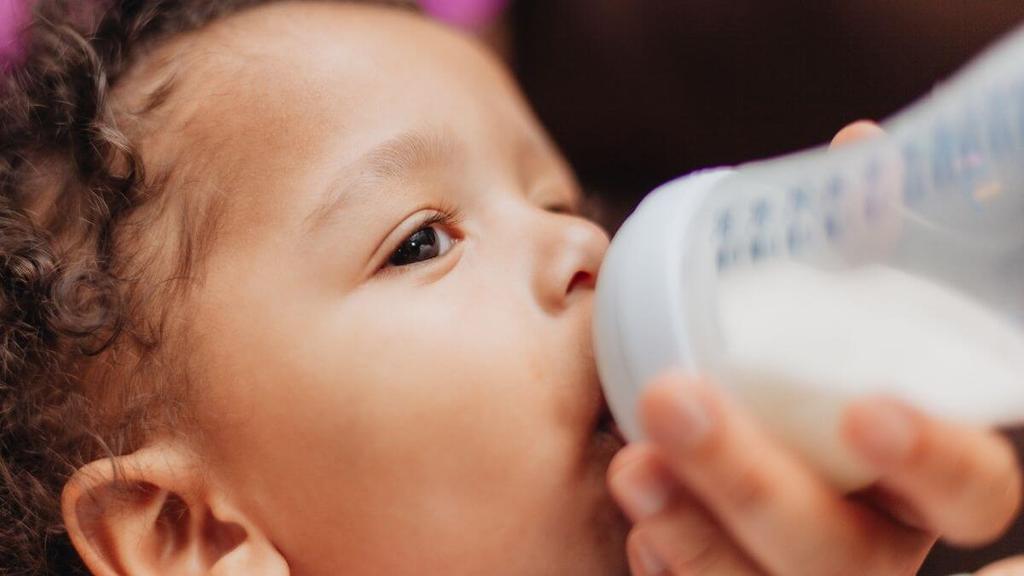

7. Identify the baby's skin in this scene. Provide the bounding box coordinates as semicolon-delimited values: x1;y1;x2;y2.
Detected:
56;4;1020;575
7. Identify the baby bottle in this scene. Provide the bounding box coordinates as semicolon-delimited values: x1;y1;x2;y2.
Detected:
594;24;1024;490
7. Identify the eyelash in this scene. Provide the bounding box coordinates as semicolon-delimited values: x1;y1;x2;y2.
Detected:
420;205;464;234
378;203;464;275
422;198;464;237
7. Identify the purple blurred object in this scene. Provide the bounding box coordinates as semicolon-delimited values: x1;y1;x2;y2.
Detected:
0;0;29;70
420;0;509;31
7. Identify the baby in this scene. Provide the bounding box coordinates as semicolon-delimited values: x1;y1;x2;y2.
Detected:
0;1;1019;575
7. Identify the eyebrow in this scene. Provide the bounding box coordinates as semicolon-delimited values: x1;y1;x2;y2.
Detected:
305;127;461;233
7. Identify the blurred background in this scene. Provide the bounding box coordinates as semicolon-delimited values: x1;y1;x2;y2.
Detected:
423;1;1024;574
508;2;1024;231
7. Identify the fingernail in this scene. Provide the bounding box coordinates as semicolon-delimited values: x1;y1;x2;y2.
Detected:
635;533;668;575
661;384;713;449
853;401;918;466
610;460;671;521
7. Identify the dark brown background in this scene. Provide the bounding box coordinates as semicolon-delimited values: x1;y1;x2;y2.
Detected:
507;2;1024;573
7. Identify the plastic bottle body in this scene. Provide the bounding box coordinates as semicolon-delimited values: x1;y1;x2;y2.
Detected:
594;25;1024;489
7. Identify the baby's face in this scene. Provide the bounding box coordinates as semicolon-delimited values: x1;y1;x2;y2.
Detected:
130;3;627;574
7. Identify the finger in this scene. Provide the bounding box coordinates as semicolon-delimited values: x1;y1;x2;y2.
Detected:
638;511;764;575
608;443;676;523
639;373;929;576
844;398;1023;546
627;531;668;576
830;120;885;149
827;119;904;254
976;555;1024;576
610;446;762;575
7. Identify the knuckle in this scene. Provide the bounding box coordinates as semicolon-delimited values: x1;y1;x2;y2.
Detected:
718;461;773;514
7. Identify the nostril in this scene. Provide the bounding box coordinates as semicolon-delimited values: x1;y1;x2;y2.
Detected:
567;270;595;294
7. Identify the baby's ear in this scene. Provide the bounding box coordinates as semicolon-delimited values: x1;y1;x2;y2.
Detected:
61;439;289;576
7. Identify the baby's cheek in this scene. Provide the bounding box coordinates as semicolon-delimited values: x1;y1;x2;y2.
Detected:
262;270;598;568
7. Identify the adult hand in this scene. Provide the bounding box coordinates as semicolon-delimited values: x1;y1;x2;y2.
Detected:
978;555;1024;575
607;374;1021;575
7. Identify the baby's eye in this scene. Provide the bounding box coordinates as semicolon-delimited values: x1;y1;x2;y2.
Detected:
387;224;455;267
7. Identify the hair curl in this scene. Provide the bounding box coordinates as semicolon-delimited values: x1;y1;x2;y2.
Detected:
0;1;414;574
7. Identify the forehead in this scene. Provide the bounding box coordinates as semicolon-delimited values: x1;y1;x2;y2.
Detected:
120;1;553;227
137;2;537;154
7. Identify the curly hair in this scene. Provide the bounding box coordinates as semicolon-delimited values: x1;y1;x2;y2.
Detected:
0;1;414;574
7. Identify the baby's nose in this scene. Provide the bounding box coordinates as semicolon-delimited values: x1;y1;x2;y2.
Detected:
533;215;609;313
